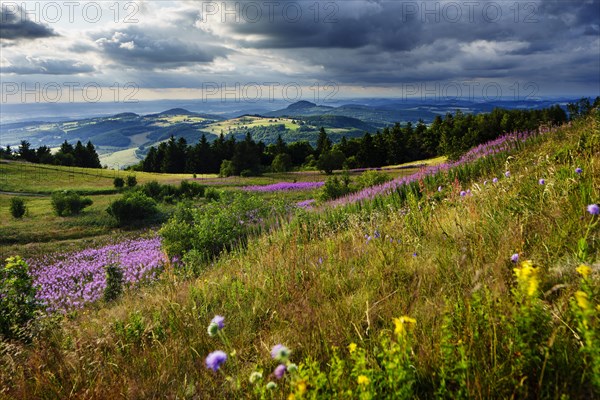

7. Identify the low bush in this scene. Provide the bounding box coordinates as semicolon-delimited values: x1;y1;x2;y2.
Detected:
51;191;93;216
9;197;26;219
0;256;40;340
113;177;125;188
126;175;137;188
106;192;158;226
355;170;392;190
318;172;353;201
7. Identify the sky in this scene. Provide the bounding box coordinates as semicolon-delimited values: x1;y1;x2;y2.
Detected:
1;0;599;105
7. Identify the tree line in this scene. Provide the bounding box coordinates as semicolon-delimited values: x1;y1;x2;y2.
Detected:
0;140;102;169
136;104;570;175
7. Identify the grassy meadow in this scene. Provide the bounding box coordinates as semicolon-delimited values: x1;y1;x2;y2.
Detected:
1;114;599;399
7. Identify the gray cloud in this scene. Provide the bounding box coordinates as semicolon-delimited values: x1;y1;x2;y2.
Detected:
0;5;57;41
3;57;95;75
92;27;230;69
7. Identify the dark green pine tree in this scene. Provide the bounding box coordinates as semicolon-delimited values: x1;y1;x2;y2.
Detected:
315;127;332;157
86;141;102;168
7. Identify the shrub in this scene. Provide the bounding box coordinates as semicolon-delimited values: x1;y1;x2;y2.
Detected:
240;169;253;178
140;180;162;200
113;177;125;188
318;172;353;201
355;170;392;190
179;180;205;199
219;160;235;177
106;192;158;226
272;153;292;172
0;256;40;340
126;175;137;188
160;194;286;264
104;262;123;302
51;191;93;216
9;197;26;219
205;187;221;202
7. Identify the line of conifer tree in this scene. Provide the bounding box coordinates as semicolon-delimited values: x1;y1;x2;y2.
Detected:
0;140;102;169
136;104;571;175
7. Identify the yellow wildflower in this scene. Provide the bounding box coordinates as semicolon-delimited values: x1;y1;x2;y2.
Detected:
348;343;357;353
575;291;590;310
576;264;592;279
296;380;307;394
393;316;417;337
357;375;370;385
288;394;296;400
514;260;539;297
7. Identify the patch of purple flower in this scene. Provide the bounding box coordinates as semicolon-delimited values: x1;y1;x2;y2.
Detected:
575;167;583;174
28;237;166;313
244;182;324;192
205;350;227;371
588;204;600;216
539;179;545;185
296;199;316;209
511;253;519;263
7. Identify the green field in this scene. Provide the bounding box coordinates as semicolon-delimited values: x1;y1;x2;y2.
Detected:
0;160;215;194
202;115;303;135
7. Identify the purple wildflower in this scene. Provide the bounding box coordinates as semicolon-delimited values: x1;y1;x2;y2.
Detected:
588;204;600;216
539;179;545;185
274;364;287;379
205;350;227;371
505;171;511;177
271;344;290;361
483;181;488;185
511;253;519;263
492;178;498;183
413;252;418;257
438;186;443;192
575;167;583;174
211;315;225;329
244;182;324;192
460;191;466;197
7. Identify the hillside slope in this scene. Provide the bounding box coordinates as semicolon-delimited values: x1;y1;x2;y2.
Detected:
3;113;599;398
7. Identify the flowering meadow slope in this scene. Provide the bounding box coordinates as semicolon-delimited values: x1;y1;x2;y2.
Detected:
2;115;599;399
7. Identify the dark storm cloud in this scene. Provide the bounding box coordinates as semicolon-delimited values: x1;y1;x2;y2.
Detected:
3;57;95;75
0;5;57;41
92;27;230;69
205;0;598;92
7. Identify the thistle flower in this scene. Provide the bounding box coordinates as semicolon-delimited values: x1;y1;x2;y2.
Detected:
575;167;583;174
205;350;227;371
587;204;599;215
539;179;545;185
266;381;277;390
207;315;225;337
287;363;298;373
271;344;290;362
274;364;287;379
511;253;519;263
